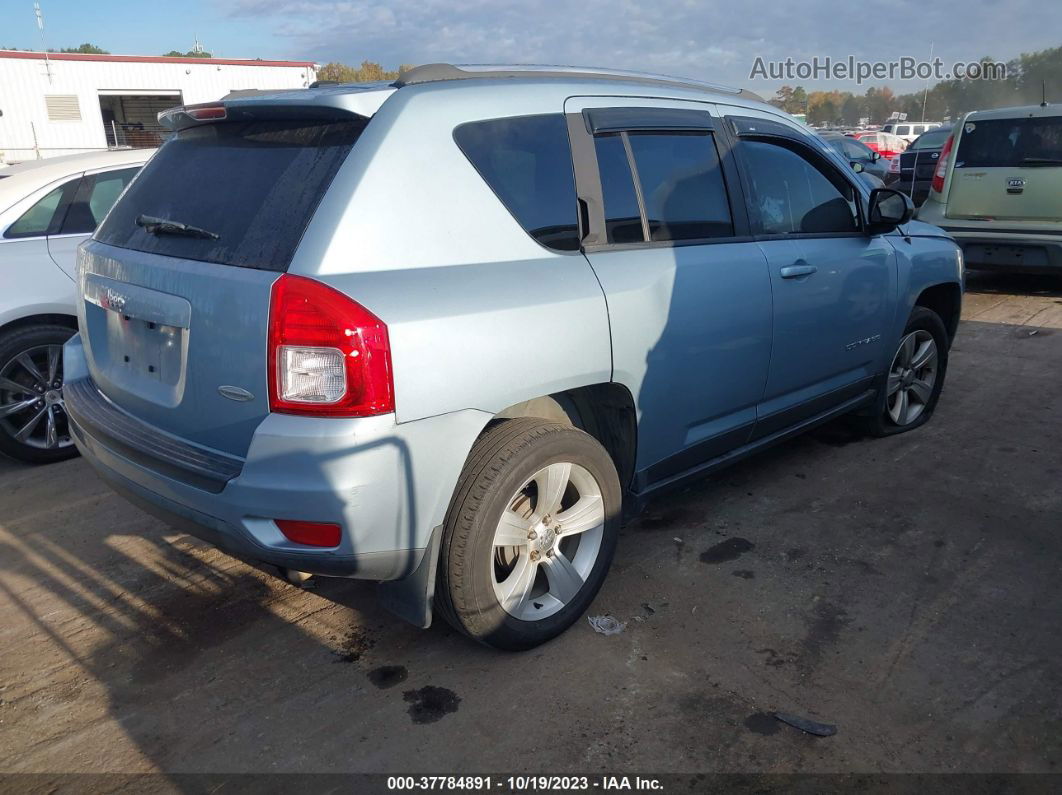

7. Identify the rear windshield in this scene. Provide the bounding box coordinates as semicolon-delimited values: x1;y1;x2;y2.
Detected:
95;116;365;271
910;129;951;151
955;117;1062;168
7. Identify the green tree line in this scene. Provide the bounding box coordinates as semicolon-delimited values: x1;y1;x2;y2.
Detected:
316;60;416;82
770;44;1062;125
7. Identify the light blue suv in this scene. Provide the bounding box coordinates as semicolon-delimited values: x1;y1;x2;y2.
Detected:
64;65;963;650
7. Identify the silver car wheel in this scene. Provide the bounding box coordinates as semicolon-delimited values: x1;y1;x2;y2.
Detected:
886;330;937;426
491;461;605;621
0;344;72;451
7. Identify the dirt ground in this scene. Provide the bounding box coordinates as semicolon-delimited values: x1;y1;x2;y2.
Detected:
0;271;1059;776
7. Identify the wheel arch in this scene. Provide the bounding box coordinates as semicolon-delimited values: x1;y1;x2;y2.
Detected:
490;383;638;495
914;282;961;343
0;312;78;338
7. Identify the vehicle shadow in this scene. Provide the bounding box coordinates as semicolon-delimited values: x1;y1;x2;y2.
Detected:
964;270;1062;297
0;433;481;778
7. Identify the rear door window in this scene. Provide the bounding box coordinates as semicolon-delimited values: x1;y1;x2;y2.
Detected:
454;114;580;251
95;117;366;271
61;167;141;235
627;133;734;241
4;178;80;239
591;127;734;244
955;117;1062;168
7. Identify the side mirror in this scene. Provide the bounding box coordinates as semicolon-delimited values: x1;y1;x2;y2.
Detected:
851;161;865;173
867;188;914;233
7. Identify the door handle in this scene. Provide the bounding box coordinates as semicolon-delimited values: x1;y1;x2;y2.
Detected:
779;262;817;279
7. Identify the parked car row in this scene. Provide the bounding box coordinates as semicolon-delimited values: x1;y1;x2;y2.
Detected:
882;120;944;143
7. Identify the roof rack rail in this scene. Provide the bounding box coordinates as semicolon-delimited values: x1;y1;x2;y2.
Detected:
393;63;763;102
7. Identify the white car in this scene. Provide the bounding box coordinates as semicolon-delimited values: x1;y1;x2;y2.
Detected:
0;148;154;463
882;121;944;144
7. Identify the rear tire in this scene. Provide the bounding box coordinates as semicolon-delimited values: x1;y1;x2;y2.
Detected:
435;418;621;651
862;306;949;437
0;324;78;464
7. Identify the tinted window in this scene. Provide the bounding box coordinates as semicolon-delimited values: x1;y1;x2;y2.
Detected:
740;140;859;235
955;117;1062;168
896;126;910;136
3;178;81;239
593;134;644;244
455;114;579;251
61;167;141;235
841;138;874;160
627;132;733;241
910;129;951;151
96;117;365;271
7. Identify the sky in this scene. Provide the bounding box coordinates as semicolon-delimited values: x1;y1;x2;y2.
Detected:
4;0;1061;95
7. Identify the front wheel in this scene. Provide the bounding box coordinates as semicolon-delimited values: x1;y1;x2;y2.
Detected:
435;418;621;651
863;306;949;436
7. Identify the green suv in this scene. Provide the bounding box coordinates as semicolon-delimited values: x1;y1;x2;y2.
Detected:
917;104;1062;273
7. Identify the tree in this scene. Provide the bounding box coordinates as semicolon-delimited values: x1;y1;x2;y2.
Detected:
317;60;415;83
164;49;212;58
60;43;109;54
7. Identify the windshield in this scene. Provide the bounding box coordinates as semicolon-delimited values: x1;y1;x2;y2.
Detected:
955;117;1062;168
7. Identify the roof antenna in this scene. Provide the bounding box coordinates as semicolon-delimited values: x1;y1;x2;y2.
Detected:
1042;81;1048;108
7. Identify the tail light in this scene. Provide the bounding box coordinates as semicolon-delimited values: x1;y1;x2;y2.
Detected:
268;273;394;417
931;134;954;195
888;155;902;174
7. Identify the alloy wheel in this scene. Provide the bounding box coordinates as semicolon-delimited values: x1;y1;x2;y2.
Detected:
0;344;72;450
491;461;605;621
886;330;937;426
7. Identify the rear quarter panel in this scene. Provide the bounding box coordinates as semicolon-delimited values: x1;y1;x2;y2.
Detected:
290;82;613;425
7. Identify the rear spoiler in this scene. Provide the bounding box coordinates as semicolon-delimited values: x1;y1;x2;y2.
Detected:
158;100;363;131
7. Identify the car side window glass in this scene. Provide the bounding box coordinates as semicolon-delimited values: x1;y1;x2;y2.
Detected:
626;132;734;242
62;167;140;235
842;138;869;160
454;114;580;252
3;179;79;239
593;133;644;244
740;139;859;235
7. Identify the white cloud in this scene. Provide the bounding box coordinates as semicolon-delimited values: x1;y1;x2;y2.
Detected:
218;0;1061;90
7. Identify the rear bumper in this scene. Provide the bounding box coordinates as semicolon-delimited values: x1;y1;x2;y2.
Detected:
64;333;490;582
940;230;1062;273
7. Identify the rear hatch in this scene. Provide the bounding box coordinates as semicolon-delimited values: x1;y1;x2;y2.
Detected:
899;129;951;183
946;115;1062;221
79;107;367;458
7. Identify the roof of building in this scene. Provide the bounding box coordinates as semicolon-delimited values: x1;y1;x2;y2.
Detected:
0;49;315;68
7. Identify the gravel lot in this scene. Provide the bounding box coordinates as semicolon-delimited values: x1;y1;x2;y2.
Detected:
1;272;1060;775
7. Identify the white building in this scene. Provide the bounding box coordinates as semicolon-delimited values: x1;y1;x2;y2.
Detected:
0;50;317;164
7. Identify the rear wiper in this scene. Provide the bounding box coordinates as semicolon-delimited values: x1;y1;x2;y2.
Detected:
136;214;220;240
1021;157;1062;166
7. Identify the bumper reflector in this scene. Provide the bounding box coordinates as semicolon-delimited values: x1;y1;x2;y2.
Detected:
275;519;341;548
